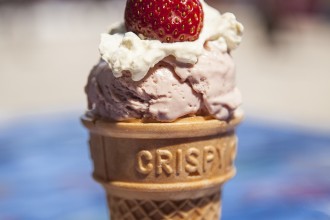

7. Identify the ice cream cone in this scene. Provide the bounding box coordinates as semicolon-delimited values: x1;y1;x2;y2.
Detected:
81;112;242;220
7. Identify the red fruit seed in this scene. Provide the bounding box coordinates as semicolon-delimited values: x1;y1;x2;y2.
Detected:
124;0;204;43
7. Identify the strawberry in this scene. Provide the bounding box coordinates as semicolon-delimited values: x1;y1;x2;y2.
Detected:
124;0;204;43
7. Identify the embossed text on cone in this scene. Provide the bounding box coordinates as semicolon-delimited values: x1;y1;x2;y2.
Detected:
82;115;242;220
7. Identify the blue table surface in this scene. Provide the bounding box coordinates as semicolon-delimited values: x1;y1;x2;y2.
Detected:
0;113;330;220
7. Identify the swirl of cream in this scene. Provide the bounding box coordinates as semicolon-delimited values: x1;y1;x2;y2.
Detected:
99;0;244;81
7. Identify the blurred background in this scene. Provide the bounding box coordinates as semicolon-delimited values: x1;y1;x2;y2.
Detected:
1;0;330;219
1;0;330;129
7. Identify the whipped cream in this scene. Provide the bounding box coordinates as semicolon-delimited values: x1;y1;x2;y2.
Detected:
99;0;244;81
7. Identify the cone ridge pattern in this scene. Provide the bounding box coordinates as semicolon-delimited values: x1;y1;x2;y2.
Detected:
108;191;221;220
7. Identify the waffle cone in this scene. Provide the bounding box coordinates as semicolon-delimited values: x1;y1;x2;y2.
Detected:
82;114;242;220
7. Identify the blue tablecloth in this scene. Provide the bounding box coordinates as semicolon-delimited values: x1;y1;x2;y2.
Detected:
1;113;330;220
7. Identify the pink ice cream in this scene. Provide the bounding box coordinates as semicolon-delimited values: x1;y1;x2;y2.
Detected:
85;41;241;122
85;0;243;122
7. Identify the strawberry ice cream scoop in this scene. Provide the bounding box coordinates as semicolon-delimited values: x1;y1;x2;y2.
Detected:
85;0;243;122
85;41;241;122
